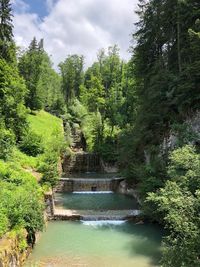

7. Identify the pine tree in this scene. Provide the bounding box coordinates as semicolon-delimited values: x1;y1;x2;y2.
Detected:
19;37;44;110
29;36;38;51
38;38;44;51
0;0;13;41
0;0;14;61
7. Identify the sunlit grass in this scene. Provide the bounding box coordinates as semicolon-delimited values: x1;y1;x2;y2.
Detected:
27;110;63;148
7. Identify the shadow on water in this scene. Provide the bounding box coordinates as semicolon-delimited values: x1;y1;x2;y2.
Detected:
125;223;162;266
86;221;163;266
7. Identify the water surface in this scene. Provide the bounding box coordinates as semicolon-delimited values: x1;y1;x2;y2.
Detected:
25;221;162;267
54;192;138;210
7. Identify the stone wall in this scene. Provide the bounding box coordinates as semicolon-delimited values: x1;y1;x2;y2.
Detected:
44;191;55;219
62;152;101;175
0;231;29;267
55;178;124;193
55;179;73;192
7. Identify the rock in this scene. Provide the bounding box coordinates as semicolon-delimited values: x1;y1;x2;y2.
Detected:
0;231;29;267
118;181;141;205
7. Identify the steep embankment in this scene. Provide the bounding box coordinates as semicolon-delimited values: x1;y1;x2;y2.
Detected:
28;110;63;148
0;110;64;267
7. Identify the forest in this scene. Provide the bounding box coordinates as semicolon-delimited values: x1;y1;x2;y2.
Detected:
0;0;200;266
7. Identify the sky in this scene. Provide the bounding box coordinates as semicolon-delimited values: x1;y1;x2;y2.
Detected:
12;0;139;68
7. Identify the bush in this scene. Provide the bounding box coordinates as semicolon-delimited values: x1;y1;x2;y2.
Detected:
19;130;44;156
0;209;9;238
0;179;44;238
39;151;59;187
97;136;118;163
0;128;15;160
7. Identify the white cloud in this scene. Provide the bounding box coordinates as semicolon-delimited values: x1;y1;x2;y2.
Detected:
14;13;42;49
13;0;139;68
11;0;29;13
46;0;56;12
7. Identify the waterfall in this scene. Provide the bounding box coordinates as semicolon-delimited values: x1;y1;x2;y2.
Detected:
73;191;113;194
81;215;127;221
80;209;141;221
81;220;127;226
62;152;101;174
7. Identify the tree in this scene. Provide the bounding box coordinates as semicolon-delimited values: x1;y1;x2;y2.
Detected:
37;52;64;114
146;146;200;266
0;0;14;61
0;58;27;140
121;0;200;187
59;55;84;103
19;37;55;110
80;75;105;113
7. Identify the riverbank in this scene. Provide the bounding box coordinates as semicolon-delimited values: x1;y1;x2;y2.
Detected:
0;230;30;267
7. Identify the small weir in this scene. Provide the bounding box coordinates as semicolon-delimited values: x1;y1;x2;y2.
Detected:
56;177;124;192
52;171;141;221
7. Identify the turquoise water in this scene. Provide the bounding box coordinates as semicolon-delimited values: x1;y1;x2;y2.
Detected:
54;192;138;210
25;221;162;267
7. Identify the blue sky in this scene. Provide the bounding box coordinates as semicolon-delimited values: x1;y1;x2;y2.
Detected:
13;0;138;67
23;0;48;18
13;0;51;18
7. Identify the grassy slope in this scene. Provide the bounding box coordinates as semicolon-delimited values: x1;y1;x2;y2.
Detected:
12;110;63;170
27;110;63;147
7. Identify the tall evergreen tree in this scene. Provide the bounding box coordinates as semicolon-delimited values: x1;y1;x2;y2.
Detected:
18;37;45;110
0;0;15;62
0;0;27;142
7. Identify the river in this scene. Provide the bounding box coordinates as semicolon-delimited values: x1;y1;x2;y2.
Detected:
25;220;162;267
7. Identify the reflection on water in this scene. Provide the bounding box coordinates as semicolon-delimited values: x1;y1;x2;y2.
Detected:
54;192;138;210
25;221;162;267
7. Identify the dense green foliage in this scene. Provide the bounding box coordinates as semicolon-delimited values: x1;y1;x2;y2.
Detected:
0;160;44;239
0;0;15;62
19;130;44;157
0;1;200;266
59;55;84;103
0;1;65;244
119;1;200;266
61;46;136;162
19;38;63;113
18;38;44;110
0;110;65;239
115;0;200;181
0;59;27;141
146;146;200;266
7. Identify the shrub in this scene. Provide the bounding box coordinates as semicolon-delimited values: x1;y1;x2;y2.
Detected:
0;209;9;238
0;128;15;160
0;180;44;238
19;130;44;156
39;151;59;187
